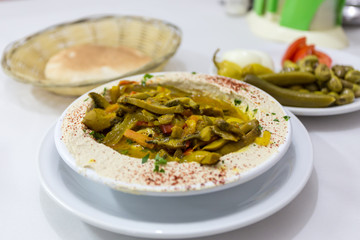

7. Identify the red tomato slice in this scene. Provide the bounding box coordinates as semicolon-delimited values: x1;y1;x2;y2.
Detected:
281;37;307;66
314;50;332;68
160;124;173;134
292;45;315;63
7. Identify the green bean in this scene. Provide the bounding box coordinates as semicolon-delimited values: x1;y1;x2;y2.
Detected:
239;119;259;134
165;97;199;109
89;92;110;109
103;112;142;146
183;151;221;165
83;108;116;132
200;106;224;117
217;125;260;155
199;126;213;141
211;126;239;141
202;139;228;151
128;92;153;100
117;104;137;114
214;119;243;136
147;138;186;149
141;109;157;121
158;114;174;124
170;126;183;139
120;96;184;114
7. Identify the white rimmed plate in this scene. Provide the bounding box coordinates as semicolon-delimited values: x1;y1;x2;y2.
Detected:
211;47;360;116
38;111;312;239
54;72;291;196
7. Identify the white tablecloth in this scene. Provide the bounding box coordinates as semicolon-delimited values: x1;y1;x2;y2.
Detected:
1;0;360;239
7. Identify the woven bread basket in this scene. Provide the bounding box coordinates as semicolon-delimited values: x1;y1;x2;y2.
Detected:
1;15;182;95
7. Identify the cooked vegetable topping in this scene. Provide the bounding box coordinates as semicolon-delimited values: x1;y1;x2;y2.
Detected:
82;80;261;167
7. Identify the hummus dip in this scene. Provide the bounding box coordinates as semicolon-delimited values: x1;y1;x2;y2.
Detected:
60;72;290;194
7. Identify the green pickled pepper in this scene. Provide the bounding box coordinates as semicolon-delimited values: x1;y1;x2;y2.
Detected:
217;60;243;79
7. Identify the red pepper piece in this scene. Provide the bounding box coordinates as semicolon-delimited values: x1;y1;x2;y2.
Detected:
118;80;138;85
159;124;173;134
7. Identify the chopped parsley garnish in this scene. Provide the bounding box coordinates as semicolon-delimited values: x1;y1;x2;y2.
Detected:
283;116;291;121
102;87;107;96
192;71;197;74
271;112;276;115
119;150;129;155
89;131;105;141
258;125;263;130
245;104;249;112
155;154;167;164
84;98;89;102
253;109;258;114
126;139;134;144
273;118;280;122
153;154;167;173
141;73;154;86
142;153;150;164
234;99;242;106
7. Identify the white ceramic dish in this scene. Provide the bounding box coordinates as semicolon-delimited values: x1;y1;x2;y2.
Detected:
54;72;291;196
211;47;360;116
38;111;313;239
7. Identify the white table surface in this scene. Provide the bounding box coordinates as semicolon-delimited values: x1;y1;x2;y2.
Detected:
1;0;360;239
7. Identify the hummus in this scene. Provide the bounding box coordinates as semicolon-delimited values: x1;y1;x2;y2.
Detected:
60;72;290;193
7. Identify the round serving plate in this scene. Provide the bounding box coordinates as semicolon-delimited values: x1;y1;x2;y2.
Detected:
54;72;292;196
38;110;312;239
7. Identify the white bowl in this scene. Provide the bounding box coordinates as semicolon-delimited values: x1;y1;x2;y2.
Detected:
54;72;291;196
